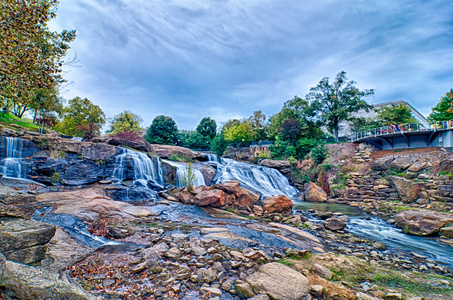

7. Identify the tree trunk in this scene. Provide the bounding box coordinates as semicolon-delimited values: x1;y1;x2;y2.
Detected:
335;125;339;142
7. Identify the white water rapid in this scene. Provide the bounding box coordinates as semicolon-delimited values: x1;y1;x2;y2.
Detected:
112;148;165;188
1;137;24;178
163;160;206;188
211;157;299;198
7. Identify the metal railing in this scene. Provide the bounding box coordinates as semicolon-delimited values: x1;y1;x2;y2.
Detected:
350;119;453;142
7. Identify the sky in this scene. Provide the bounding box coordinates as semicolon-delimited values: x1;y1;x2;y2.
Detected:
49;0;453;130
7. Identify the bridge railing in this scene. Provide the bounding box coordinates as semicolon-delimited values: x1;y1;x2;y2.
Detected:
349;119;453;142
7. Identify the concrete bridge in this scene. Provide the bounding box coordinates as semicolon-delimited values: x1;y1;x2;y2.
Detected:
350;121;453;150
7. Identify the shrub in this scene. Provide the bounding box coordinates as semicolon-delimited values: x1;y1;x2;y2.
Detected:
182;162;196;192
311;144;328;165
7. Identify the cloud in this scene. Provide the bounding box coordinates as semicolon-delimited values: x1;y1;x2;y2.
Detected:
49;0;453;129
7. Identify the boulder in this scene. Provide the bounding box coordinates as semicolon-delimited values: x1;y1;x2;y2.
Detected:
304;182;327;203
36;188;153;223
0;253;95;300
41;228;92;271
194;189;226;207
0;186;38;219
245;262;309;300
0;218;56;265
395;210;453;236
261;195;293;216
214;181;257;209
440;226;453;239
150;144;206;161
322;217;346;231
387;176;420;203
199;165;216;186
259;159;291;170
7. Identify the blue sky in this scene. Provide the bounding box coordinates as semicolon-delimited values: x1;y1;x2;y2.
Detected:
50;0;453;130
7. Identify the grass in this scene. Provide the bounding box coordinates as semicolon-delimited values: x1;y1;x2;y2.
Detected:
277;259;294;267
49;150;67;159
0;112;40;131
169;154;192;162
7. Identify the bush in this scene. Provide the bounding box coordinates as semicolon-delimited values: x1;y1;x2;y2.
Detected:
311;144;328;165
179;131;209;149
211;134;229;156
295;138;317;160
145;115;178;145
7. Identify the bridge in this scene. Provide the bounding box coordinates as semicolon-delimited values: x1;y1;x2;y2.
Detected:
349;120;453;150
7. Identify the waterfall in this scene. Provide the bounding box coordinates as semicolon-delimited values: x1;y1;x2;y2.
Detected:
164;160;206;188
212;158;298;198
112;148;165;188
1;137;24;178
207;154;220;163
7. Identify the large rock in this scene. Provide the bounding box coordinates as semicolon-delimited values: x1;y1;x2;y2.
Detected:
259;159;291;170
246;262;309;300
322;217;346;231
0;253;95;300
0;218;56;265
387;176;420;203
36;189;153;223
261;195;293;216
194;189;225;207
150;144;206;161
0;186;38;219
214;180;257;210
304;182;327;203
199;165;216;186
395;210;453;236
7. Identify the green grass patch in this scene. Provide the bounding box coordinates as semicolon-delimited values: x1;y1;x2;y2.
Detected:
169;154;192;162
277;259;294;267
0;112;40;131
374;273;453;294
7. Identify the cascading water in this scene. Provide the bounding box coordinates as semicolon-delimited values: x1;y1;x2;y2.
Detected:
164;160;206;188
1;137;25;178
112;148;164;188
207;154;220;163
211;158;298;198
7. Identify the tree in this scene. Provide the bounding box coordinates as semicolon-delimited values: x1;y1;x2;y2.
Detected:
108;110;143;134
145;115;178;145
307;71;374;141
348;116;381;134
246;111;268;141
279;118;301;143
53;97;106;138
221;119;241;134
179;131;209;149
0;0;76;117
224;123;253;145
196;117;217;140
377;103;417;125
268;108;298;140
211;133;229;155
428;89;453;122
29;88;64;133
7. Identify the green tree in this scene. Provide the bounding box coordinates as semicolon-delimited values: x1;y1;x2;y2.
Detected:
268;108;298;140
246;110;268;141
211;133;229;155
145;115;178;145
30;88;64;132
196;117;217;140
377;103;417;125
348;116;381;134
53;97;106;138
179;131;209;149
428;89;453;122
108;110;143;134
279;118;301;143
221;119;241;134
0;0;76;117
224;122;253;145
307;71;374;141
